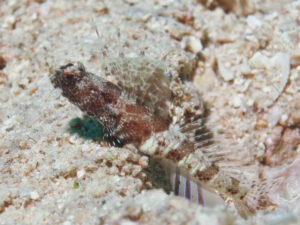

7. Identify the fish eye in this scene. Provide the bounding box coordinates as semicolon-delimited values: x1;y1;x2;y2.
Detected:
65;73;75;81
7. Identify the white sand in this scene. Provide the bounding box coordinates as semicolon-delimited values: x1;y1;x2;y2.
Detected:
1;0;300;224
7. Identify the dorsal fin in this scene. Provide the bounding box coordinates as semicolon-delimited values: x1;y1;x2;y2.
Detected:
101;57;173;122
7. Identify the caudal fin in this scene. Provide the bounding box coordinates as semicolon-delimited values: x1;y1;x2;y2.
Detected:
234;176;284;218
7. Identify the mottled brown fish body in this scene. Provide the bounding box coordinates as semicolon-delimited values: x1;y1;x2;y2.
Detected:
50;60;278;218
114;100;170;145
50;63;170;146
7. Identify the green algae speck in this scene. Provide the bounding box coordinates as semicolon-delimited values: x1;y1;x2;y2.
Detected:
73;180;79;189
69;116;105;141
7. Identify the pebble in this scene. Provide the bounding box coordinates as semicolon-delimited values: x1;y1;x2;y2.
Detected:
181;35;203;53
0;56;6;70
30;191;40;200
268;105;282;126
247;15;262;29
256;119;269;130
232;95;242;108
217;57;234;81
77;169;86;179
248;52;269;69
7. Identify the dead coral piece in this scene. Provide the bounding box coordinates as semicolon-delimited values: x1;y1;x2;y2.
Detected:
0;71;8;85
198;0;256;16
291;50;300;68
263;126;300;166
0;56;6;70
181;35;203;53
248;52;290;109
217;56;234;81
255;118;269;130
288;94;300;127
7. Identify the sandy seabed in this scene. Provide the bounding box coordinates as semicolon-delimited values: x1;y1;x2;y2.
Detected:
1;0;300;224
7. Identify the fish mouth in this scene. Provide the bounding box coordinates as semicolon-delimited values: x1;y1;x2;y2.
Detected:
49;67;63;89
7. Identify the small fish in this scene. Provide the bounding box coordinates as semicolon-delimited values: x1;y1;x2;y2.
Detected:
50;58;278;218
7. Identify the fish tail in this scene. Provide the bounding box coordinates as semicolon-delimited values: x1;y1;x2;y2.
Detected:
233;176;283;218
